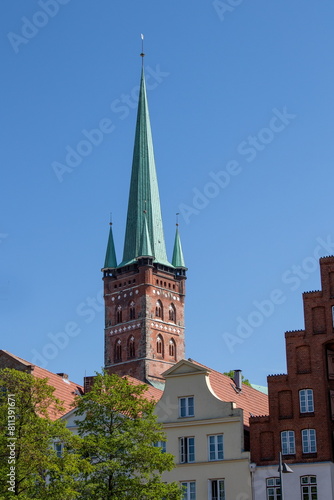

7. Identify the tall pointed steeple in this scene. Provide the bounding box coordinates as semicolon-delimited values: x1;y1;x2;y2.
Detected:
119;67;171;268
102;51;186;386
172;225;186;269
104;223;117;269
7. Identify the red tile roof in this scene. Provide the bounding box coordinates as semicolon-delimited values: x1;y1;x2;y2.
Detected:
124;375;163;402
0;350;83;420
192;360;269;427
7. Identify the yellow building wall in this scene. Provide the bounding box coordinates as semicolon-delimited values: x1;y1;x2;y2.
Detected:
156;361;253;499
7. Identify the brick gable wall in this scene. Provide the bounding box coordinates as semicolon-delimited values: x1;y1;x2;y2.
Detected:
250;257;334;465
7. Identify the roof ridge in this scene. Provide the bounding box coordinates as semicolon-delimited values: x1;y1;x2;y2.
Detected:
1;349;82;387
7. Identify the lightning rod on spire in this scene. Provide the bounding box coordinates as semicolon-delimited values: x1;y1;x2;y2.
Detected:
140;33;145;61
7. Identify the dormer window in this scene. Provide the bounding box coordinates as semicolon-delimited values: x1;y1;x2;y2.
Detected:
179;396;194;417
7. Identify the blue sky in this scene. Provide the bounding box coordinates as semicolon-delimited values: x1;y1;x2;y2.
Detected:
1;1;334;387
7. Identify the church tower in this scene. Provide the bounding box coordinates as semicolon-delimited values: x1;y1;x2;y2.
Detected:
102;63;186;388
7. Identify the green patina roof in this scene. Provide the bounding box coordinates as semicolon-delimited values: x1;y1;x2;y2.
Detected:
104;224;117;269
118;67;171;268
172;226;186;268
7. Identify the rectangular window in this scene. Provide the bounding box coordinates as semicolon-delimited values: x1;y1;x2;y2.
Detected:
179;396;194;417
281;430;295;455
154;440;166;453
210;479;225;500
208;434;224;461
266;478;281;500
181;481;196;500
54;442;63;458
180;437;195;463
299;389;314;413
302;429;317;453
301;475;317;499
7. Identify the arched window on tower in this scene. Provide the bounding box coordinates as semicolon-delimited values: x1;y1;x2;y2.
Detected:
157;335;164;357
116;305;122;324
115;339;122;362
155;300;163;319
169;304;176;323
129;301;136;320
169;338;176;359
128;336;135;358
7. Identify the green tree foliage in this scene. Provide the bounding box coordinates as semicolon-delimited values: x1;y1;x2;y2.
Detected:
223;370;251;387
74;371;182;500
0;368;88;499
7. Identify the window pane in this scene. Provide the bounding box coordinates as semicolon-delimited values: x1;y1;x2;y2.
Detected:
188;397;194;416
180;438;185;462
218;479;225;500
188;437;195;462
211;480;217;499
190;481;196;498
180;398;186;417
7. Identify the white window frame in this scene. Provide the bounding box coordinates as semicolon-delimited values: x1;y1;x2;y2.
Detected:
208;434;224;461
179;436;195;463
281;430;295;455
266;477;281;500
300;475;317;499
179;396;194;417
181;481;196;500
299;389;314;413
302;429;317;454
54;442;63;458
154;440;166;453
209;479;225;500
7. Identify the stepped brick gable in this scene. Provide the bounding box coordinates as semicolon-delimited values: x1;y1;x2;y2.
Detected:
250;256;334;464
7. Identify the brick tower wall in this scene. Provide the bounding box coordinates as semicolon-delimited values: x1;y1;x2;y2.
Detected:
103;262;185;384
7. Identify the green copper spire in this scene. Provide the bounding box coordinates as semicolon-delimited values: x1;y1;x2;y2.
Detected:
172;226;186;268
138;213;153;258
119;67;171;268
104;223;117;269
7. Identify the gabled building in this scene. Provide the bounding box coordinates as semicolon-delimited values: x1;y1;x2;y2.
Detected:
250;257;334;499
156;359;269;500
101;62;186;388
0;349;83;419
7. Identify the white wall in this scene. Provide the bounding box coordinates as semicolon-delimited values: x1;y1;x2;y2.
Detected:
253;462;334;500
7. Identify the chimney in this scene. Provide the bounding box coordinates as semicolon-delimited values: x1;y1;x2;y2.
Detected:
234;369;242;391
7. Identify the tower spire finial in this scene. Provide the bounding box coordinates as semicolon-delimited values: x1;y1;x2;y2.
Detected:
120;48;171;268
140;33;145;62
